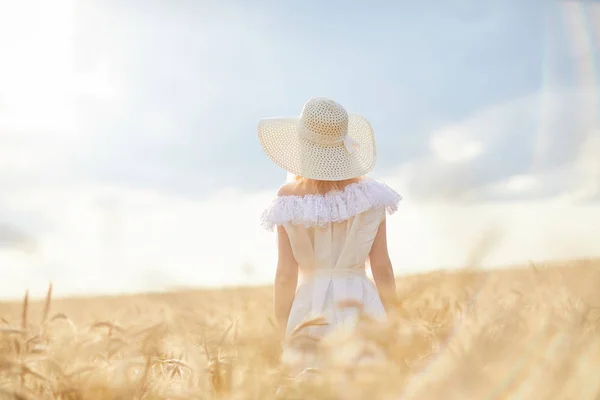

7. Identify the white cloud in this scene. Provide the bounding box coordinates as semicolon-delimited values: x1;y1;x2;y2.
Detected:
401;88;600;202
1;175;599;300
0;183;278;298
429;127;483;163
502;175;540;194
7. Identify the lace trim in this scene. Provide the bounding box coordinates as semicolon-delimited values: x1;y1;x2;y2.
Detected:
260;178;402;231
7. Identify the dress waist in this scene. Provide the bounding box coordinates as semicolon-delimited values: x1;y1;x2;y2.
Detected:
302;266;367;279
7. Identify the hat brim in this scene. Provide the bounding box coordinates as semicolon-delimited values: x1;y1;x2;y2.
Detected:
257;114;376;181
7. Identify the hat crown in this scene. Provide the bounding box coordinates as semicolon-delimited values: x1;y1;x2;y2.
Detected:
300;97;349;141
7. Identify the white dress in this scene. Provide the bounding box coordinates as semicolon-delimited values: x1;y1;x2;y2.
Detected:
261;178;402;342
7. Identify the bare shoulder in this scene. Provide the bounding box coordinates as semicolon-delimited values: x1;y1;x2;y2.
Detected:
276;182;317;197
277;182;300;197
277;177;366;197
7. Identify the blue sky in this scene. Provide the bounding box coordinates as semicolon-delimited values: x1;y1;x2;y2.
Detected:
0;0;599;298
69;0;554;193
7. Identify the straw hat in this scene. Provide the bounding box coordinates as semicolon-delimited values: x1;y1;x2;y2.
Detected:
257;97;376;181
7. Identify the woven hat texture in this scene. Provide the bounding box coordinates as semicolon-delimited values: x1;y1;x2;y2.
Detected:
257;97;376;181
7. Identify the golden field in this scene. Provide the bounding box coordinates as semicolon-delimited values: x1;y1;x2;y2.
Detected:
1;259;600;399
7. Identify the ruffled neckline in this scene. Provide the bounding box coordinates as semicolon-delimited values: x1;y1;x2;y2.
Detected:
260;178;402;231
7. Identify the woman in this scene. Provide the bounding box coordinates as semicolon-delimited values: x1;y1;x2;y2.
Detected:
258;97;401;364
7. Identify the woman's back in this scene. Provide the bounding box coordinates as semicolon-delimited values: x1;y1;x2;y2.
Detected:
261;178;401;336
257;97;401;377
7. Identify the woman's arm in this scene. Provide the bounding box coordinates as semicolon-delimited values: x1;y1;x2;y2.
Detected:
274;224;298;336
369;218;398;312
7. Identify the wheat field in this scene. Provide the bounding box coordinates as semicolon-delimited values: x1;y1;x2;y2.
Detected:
0;259;599;399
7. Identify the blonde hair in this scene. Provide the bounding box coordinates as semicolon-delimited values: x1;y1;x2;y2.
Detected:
292;175;363;195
